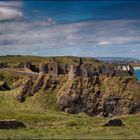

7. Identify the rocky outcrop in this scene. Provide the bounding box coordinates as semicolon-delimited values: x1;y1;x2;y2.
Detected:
16;67;140;117
17;72;58;102
0;81;10;91
57;76;104;116
57;75;140;117
32;73;46;94
17;77;34;102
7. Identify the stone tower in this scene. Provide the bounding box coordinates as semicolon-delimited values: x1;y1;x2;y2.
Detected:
48;57;58;79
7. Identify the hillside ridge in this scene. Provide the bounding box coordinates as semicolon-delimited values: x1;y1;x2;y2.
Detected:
0;56;140;117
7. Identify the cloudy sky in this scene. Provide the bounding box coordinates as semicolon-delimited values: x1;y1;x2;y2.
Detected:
0;0;140;59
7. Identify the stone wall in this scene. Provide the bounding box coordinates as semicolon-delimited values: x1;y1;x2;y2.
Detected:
58;64;67;74
114;70;130;76
39;63;48;73
0;62;8;68
24;62;39;72
68;65;78;80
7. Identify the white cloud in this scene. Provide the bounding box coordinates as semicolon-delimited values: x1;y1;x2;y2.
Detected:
0;1;23;21
0;1;23;7
97;41;111;46
0;7;23;21
0;19;140;58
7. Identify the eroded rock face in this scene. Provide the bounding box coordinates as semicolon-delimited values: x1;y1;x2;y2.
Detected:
17;77;34;102
57;76;140;117
16;70;140;117
33;73;45;94
17;73;58;102
57;76;104;116
102;97;134;117
0;81;10;91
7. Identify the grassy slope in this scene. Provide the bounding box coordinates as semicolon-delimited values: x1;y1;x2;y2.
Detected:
0;89;140;139
0;55;101;67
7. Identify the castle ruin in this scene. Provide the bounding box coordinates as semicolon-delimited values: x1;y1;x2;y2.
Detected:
37;57;134;80
0;57;134;80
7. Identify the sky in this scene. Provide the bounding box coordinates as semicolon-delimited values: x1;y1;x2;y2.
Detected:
0;0;140;59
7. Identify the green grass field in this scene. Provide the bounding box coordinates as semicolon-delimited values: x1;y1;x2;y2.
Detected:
0;89;140;139
0;111;140;139
0;55;100;64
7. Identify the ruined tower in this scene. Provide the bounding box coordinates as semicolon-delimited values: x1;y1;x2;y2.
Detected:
48;57;58;79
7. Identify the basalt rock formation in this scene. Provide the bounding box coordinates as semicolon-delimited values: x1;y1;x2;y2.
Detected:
16;70;140;117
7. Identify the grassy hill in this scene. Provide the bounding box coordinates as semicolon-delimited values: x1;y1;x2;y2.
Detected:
0;55;140;139
0;55;100;66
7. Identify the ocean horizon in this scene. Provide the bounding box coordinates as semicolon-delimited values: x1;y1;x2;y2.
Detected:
134;69;140;83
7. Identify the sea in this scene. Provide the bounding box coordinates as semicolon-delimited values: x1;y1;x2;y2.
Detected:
134;69;140;83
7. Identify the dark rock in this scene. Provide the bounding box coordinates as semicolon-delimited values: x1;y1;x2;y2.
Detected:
95;90;101;98
16;94;25;103
103;119;124;126
57;77;103;116
24;61;39;72
17;78;33;102
2;82;10;90
0;120;26;129
0;81;10;91
33;73;45;93
58;75;139;117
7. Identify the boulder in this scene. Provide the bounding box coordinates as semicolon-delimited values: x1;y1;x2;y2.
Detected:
103;119;124;126
0;120;26;129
